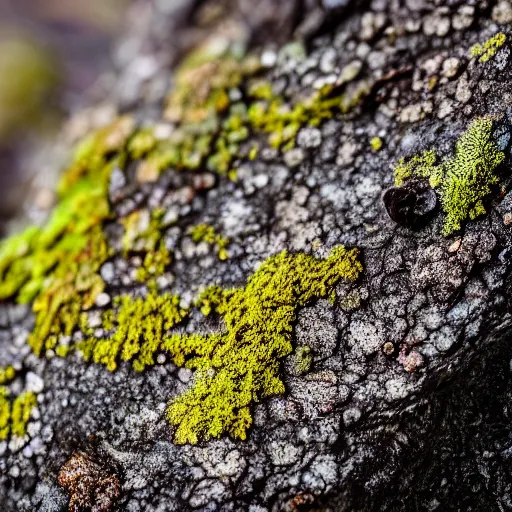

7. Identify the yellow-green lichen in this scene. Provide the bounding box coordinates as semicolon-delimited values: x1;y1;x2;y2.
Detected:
163;246;362;444
121;208;172;283
11;391;37;438
393;118;504;235
394;149;440;187
0;390;37;440
370;137;383;152
78;292;189;372
58;116;134;196
189;224;229;260
0;366;15;385
0;40;369;448
470;32;507;63
290;346;313;375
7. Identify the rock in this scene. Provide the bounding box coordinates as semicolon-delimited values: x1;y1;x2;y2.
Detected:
4;1;512;511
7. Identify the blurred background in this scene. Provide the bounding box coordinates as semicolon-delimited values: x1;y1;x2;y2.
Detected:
0;0;341;234
0;0;133;234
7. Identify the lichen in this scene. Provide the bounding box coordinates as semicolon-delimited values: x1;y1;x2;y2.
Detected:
370;137;383;152
290;346;313;375
393;118;504;235
164;246;362;444
61;246;360;444
189;224;229;260
470;32;507;63
0;389;37;440
439;118;504;234
0;366;15;385
0;39;368;448
121;208;172;283
394;150;440;187
78;292;189;372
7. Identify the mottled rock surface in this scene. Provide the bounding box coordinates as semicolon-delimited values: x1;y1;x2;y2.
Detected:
3;1;512;511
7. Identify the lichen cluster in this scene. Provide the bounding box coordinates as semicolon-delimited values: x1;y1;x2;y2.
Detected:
0;40;368;446
394;118;504;235
470;32;507;63
165;246;362;444
68;247;361;444
78;292;188;372
122;209;172;283
155;41;370;179
189;224;229;260
0;388;37;440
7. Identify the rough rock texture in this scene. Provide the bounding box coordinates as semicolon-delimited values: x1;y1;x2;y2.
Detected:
3;0;512;511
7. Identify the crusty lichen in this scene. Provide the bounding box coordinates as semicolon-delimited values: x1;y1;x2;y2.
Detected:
394;150;440;187
370;137;383;152
0;40;368;448
290;346;313;375
393;118;504;235
0;388;37;440
189;224;229;260
78;292;189;372
164;246;362;444
68;246;361;445
470;32;507;63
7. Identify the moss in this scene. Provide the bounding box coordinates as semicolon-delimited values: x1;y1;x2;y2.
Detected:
135;245;172;283
58;116;134;196
370;137;383;152
0;178;110;306
196;285;225;316
189;224;230;260
439;118;504;234
470;32;507;63
393;118;504;235
164;246;362;444
29;226;110;357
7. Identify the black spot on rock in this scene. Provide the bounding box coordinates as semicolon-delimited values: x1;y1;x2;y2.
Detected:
383;180;437;229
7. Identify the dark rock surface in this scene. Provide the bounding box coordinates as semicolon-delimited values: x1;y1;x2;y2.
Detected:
3;1;512;511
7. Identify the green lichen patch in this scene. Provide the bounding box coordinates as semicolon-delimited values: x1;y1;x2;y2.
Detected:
164;246;362;444
59;245;360;445
188;224;229;260
0;366;15;386
470;32;507;63
58;116;134;196
394;118;504;235
370;137;383;152
29;226;110;357
121;208;172;284
78;292;189;372
394;150;440;187
0;179;110;306
0;390;37;440
439;118;504;234
290;346;313;376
